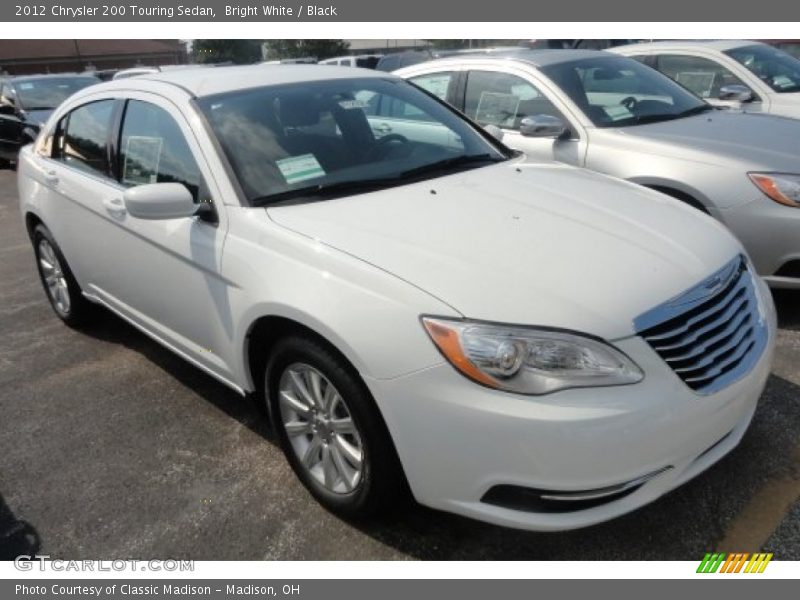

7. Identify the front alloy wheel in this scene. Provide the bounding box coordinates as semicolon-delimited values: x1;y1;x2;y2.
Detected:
37;238;71;317
278;363;364;494
266;335;406;518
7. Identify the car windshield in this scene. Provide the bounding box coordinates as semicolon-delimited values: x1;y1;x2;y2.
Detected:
725;44;800;93
13;76;99;110
197;77;509;206
540;55;712;128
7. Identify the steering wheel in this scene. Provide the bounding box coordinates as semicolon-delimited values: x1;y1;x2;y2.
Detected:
620;96;639;111
376;133;408;145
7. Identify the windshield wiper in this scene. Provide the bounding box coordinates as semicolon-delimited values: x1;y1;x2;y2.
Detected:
673;105;715;118
400;153;505;178
619;104;714;127
252;154;506;206
252;176;404;206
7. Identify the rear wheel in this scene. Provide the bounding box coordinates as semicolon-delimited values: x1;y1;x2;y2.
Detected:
266;335;405;518
32;224;94;326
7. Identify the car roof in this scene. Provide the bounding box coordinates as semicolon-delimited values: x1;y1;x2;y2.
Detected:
130;64;392;97
611;40;761;53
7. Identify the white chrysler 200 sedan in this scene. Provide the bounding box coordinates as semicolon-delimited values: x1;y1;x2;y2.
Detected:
17;65;776;531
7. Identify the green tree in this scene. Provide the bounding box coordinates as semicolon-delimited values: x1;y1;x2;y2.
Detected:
193;40;263;64
263;39;350;61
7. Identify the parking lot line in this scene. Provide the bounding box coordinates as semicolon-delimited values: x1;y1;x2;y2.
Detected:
718;443;800;552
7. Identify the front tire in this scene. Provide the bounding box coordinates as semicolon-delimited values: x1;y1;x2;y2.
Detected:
32;224;93;326
266;335;405;518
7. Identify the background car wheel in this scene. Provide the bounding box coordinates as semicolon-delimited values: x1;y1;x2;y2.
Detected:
266;335;406;519
32;224;93;327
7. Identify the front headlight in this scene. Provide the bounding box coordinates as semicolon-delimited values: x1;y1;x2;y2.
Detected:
749;172;800;207
422;317;643;395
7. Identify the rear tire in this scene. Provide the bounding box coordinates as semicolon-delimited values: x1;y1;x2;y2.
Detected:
266;334;405;519
32;224;94;327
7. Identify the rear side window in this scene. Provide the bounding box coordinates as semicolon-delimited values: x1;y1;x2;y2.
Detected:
118;100;204;202
58;100;114;177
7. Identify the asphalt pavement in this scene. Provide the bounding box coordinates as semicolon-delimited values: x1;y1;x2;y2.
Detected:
0;168;798;560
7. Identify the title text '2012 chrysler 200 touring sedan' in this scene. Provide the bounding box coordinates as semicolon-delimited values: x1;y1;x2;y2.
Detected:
18;65;776;531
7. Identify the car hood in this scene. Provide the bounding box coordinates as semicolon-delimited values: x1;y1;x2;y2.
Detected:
267;161;741;339
596;110;800;170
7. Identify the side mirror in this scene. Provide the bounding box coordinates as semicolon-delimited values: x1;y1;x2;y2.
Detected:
123;183;197;220
483;124;504;142
519;114;568;138
718;84;754;103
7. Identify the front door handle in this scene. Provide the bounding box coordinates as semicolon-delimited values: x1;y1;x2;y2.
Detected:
103;197;126;216
43;170;59;186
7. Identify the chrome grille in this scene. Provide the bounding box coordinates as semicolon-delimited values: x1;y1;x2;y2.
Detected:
634;256;768;395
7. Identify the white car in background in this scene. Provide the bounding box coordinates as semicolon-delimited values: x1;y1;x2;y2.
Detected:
17;65;775;531
398;50;800;288
318;54;383;69
611;40;800;119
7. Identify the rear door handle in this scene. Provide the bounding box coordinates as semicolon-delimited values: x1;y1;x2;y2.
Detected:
103;197;126;215
374;123;392;134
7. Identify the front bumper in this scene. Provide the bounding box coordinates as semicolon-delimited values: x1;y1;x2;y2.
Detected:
365;282;776;531
719;197;800;289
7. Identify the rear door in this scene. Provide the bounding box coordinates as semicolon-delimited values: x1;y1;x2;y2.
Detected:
34;98;120;289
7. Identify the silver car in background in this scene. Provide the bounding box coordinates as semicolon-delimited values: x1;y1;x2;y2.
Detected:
611;41;800;119
397;50;800;288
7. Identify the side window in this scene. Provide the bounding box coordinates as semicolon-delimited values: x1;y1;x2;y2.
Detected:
464;70;564;130
655;54;746;99
409;72;455;101
119;100;204;202
58;100;114;177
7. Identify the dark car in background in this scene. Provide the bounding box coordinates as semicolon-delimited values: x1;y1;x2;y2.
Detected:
0;73;99;165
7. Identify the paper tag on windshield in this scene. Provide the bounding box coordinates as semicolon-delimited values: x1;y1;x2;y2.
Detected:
18;83;33;90
276;154;325;185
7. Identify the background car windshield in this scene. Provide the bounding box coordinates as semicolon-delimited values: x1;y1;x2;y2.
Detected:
14;77;99;110
725;44;800;93
197;77;506;204
541;56;708;127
